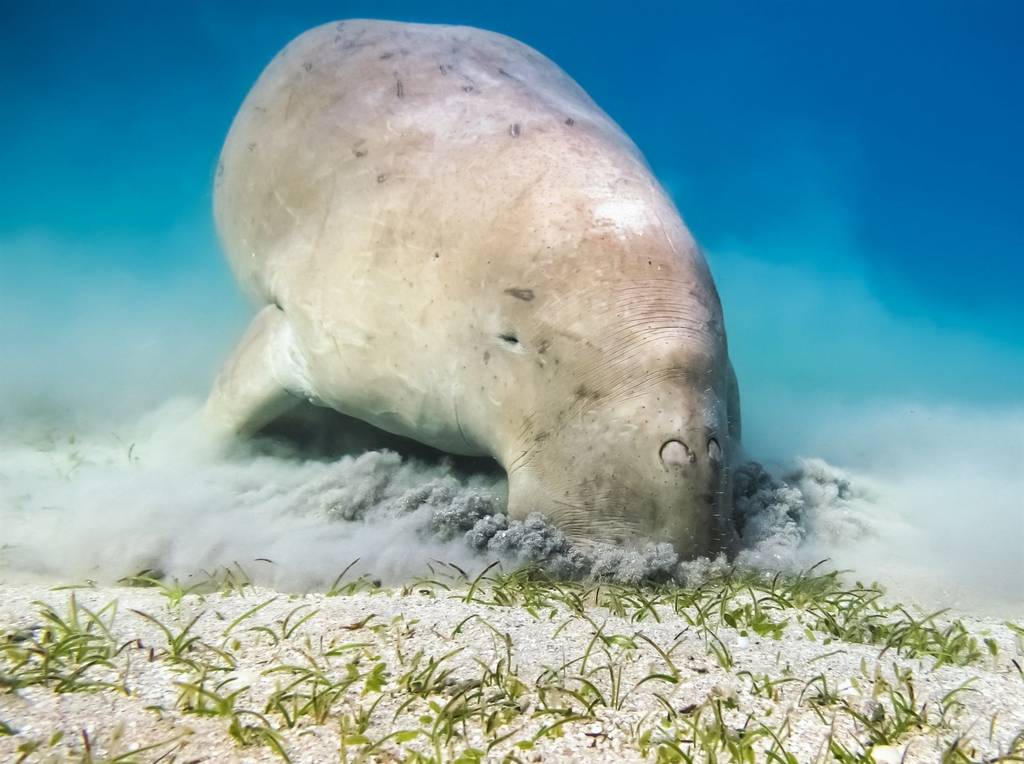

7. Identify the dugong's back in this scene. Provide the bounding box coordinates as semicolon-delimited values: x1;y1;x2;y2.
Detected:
215;19;646;300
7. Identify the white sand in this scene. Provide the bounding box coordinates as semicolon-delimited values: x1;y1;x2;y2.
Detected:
1;582;1021;763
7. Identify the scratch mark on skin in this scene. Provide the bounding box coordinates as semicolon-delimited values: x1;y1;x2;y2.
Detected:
336;207;394;230
395;79;405;98
339;30;372;52
507;451;528;475
272;189;298;223
503;287;535;301
565;117;575;126
313;174;339;253
509;123;521;138
507;445;535;475
653;209;678;255
515;413;536;443
454;400;473;450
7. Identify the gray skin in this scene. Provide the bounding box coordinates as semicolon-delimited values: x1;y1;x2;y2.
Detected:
206;19;741;558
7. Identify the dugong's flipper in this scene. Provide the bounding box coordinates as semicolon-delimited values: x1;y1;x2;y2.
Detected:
203;305;311;441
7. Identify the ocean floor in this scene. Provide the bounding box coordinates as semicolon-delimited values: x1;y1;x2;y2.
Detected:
2;412;1022;761
1;571;1022;763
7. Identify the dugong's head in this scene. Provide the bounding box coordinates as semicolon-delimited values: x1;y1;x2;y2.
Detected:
504;350;738;559
487;229;740;560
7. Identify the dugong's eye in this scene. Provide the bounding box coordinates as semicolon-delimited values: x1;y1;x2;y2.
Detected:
707;438;722;462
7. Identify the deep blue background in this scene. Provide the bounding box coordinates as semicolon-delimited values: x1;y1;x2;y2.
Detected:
2;1;1021;407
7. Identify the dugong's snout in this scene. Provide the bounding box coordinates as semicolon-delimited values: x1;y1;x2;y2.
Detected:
654;432;732;555
506;401;735;560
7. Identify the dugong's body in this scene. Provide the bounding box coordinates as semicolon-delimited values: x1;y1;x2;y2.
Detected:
208;19;740;557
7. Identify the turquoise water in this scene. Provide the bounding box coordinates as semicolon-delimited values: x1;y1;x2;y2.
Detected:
3;2;1021;407
0;3;1020;605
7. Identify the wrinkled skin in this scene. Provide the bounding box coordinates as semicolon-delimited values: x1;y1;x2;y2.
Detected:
207;19;741;558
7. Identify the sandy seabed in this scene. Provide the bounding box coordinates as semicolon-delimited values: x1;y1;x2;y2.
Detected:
2;411;1023;762
1;580;1022;763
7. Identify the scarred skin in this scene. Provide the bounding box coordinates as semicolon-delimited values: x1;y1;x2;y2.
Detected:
208;19;741;558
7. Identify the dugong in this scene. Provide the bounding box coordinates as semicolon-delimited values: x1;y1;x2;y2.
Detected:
207;19;741;558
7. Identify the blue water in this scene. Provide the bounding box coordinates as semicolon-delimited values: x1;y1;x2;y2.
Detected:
0;2;1021;606
3;2;1021;406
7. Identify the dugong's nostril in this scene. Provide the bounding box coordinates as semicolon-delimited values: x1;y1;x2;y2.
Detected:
660;439;694;467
